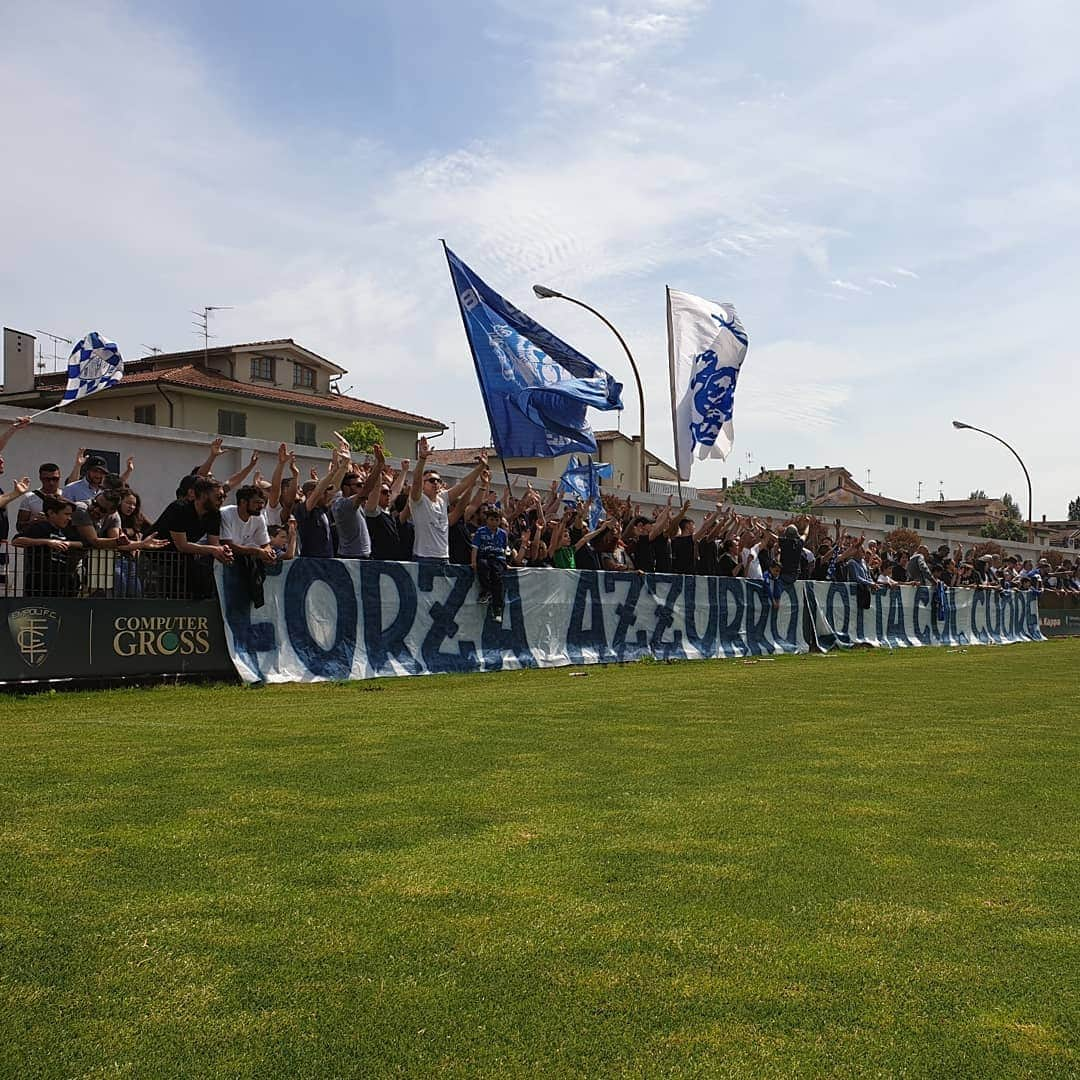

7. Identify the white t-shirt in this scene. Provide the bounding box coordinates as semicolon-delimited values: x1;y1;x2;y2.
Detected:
220;505;271;549
263;503;285;528
741;543;763;581
409;490;449;559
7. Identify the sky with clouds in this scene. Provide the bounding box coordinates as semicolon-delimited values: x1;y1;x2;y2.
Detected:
3;0;1077;517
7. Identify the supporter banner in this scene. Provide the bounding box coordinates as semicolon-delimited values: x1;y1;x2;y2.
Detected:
805;581;1043;649
216;561;807;684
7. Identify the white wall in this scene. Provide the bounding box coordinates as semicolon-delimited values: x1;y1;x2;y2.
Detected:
438;462;1053;560
0;405;336;518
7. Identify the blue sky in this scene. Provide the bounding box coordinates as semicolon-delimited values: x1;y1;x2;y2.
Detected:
3;0;1078;517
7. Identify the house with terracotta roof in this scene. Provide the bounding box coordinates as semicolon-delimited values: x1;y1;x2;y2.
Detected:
0;330;444;461
738;464;860;501
427;429;678;491
811;485;954;536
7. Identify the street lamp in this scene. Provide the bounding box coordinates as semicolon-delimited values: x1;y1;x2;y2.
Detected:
952;420;1034;544
532;284;647;493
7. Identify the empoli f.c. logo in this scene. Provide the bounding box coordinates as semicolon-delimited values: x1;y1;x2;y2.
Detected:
8;606;61;667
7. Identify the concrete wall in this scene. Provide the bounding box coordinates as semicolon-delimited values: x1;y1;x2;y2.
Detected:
435;461;1055;561
0;404;340;519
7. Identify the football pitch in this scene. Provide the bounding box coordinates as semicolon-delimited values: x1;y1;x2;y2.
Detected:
3;640;1079;1078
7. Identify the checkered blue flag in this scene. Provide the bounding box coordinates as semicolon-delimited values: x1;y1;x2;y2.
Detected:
62;332;124;406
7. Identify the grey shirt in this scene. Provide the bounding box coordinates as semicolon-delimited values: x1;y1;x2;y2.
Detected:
907;552;934;585
331;495;371;557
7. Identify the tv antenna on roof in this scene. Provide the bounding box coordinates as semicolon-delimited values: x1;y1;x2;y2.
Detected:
35;329;73;373
916;479;924;501
191;305;233;366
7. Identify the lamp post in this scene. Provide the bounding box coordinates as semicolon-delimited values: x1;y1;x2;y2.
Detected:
952;420;1034;544
533;284;648;493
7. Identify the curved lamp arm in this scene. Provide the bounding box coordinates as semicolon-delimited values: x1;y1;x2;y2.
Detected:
534;285;646;492
952;420;1033;543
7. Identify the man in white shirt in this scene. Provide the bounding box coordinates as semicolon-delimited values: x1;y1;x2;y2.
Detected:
62;455;109;504
16;461;64;531
407;438;488;562
219;484;275;564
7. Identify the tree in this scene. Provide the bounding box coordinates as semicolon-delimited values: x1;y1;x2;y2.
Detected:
884;527;921;552
980;518;1026;542
969;489;988;500
726;475;809;513
1068;496;1080;522
323;419;384;454
1000;492;1021;520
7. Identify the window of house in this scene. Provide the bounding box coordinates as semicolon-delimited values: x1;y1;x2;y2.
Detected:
218;409;246;437
884;513;895;525
913;518;921;529
901;516;909;527
250;356;275;381
294;420;317;446
294;364;316;389
926;520;936;531
792;482;806;495
133;404;156;426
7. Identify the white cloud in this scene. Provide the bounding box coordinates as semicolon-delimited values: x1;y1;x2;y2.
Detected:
4;0;1080;516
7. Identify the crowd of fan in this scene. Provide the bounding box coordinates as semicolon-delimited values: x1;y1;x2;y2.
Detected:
2;416;1077;608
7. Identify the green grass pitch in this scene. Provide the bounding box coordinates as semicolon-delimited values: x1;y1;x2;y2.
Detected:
2;640;1079;1078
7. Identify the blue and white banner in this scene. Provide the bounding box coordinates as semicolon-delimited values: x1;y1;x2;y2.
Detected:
804;581;1043;649
217;562;806;684
667;289;748;480
216;565;1043;684
444;246;623;458
63;332;124;406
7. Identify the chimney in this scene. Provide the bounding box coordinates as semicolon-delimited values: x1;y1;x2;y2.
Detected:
721;477;728;490
1042;514;1046;523
787;463;794;471
2;328;36;394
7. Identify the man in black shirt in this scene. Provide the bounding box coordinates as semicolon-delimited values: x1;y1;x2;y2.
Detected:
670;518;697;575
151;477;232;597
626;516;656;573
716;539;739;577
778;523;809;585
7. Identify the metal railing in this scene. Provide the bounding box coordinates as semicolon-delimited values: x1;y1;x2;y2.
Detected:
0;546;211;600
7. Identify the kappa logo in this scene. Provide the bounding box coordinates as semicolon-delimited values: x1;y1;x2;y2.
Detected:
8;606;61;667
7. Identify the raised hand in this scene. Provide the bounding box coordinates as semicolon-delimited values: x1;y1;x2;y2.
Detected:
418;436;431;459
210;436;225;458
277;442;288;464
125;456;135;473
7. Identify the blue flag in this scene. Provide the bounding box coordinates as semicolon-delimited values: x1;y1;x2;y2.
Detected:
559;455;613;529
445;246;623;457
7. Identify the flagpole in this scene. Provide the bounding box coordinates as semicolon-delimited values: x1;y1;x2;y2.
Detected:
440;239;515;498
665;286;683;503
27;400;69;421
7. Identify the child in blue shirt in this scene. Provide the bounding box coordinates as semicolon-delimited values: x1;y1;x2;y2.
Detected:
471;508;509;621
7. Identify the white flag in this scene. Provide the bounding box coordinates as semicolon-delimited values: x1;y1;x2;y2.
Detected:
667;288;749;481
